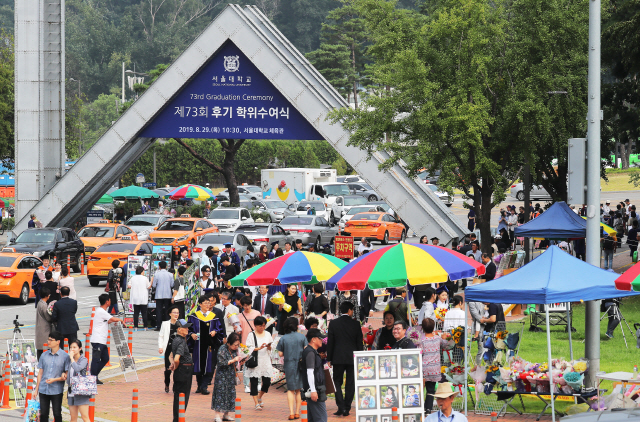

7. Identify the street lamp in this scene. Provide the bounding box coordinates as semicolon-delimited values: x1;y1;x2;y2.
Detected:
69;78;82;156
125;69;150;101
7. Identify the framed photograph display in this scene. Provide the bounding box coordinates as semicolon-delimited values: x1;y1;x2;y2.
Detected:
354;350;424;422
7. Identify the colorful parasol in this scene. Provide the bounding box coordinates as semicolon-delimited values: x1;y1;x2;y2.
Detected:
326;243;486;291
581;216;616;236
168;184;216;201
230;251;347;287
614;262;640;291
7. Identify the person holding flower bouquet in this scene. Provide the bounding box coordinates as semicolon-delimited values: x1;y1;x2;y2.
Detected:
443;296;465;332
419;318;449;414
277;285;302;335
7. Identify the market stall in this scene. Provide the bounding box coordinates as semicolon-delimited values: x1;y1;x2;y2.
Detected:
465;245;640;421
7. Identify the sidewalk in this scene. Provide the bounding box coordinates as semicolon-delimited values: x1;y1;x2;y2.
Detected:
91;365;553;422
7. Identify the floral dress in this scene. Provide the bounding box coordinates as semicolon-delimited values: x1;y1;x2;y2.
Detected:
211;344;237;412
420;335;448;382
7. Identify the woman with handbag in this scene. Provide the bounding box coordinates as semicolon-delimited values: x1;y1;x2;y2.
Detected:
159;306;181;393
212;332;243;422
129;266;151;330
67;339;91;422
245;316;274;410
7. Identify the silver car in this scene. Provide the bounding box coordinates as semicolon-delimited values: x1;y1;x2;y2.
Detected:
279;216;338;250
250;199;295;223
294;201;332;221
235;223;294;247
219;186;263;200
426;184;453;207
348;182;380;202
124;214;171;240
192;233;251;263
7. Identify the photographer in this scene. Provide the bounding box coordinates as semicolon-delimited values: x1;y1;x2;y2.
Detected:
106;260;122;314
302;328;328;422
603;298;621;339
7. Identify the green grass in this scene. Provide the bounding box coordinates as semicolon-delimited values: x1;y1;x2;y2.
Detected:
601;169;640;192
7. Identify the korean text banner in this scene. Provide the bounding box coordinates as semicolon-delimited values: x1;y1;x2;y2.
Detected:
140;41;325;140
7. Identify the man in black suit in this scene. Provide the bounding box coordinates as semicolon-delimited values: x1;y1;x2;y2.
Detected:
479;253;497;281
360;286;376;319
51;286;79;342
252;285;277;316
327;301;363;416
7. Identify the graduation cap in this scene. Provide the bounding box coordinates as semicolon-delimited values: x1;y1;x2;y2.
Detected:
430;237;439;242
270;241;279;247
435;285;449;295
223;243;232;248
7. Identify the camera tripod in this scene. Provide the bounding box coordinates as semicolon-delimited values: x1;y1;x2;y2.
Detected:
601;302;636;349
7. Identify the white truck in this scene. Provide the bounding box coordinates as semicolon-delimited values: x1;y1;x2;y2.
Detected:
261;168;351;223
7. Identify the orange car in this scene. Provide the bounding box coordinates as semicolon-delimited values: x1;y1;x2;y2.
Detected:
147;217;218;249
77;223;138;258
87;240;153;286
0;252;42;304
343;212;406;244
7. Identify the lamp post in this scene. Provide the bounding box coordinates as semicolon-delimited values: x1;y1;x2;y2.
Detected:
125;69;150;101
69;78;82;156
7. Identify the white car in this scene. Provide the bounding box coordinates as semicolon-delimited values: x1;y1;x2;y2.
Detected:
294;201;332;222
333;195;369;223
509;182;552;201
207;207;254;232
338;204;384;232
219;185;263;200
426;184;453;207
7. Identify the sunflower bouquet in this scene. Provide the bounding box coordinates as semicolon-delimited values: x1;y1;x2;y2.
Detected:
452;326;465;348
495;330;509;349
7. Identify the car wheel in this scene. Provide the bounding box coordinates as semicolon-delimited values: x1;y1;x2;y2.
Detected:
16;283;29;305
330;212;335;224
88;277;100;287
72;254;81;273
400;230;406;243
368;195;377;202
446;203;452;207
382;231;389;245
516;191;525;201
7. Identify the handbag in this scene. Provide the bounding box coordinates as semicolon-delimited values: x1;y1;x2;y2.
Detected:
241;313;259;369
70;361;97;396
174;278;185;301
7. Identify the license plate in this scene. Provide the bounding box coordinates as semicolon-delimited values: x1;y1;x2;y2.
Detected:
99;270;109;275
356;225;366;228
289;230;298;233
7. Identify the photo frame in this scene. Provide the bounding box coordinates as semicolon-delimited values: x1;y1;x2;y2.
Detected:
379;385;399;409
402;384;421;408
357;356;376;381
358;386;377;410
381;417;391;422
359;417;377;422
378;355;397;379
21;342;36;364
400;354;420;378
403;414;422;422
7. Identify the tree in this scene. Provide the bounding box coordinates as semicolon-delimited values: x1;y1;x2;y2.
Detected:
0;29;14;167
332;0;589;251
305;43;353;100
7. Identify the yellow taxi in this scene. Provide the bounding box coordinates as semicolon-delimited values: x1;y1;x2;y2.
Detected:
87;239;153;286
147;216;219;249
77;222;138;258
343;211;406;244
0;251;42;304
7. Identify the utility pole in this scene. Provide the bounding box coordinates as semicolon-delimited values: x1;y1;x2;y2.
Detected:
523;162;530;263
122;62;125;103
584;0;601;388
70;78;82;156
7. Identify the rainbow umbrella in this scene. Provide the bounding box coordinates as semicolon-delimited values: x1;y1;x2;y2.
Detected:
230;251;347;287
326;244;486;291
581;216;616;236
615;262;640;291
168;184;215;201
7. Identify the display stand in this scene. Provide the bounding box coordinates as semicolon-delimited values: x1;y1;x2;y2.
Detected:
6;318;36;408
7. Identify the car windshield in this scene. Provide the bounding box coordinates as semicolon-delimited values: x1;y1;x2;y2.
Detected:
352;213;380;221
347;207;374;215
297;202;325;211
125;216;161;226
14;231;56;243
95;243;136;253
323;184;350;196
236;226;269;234
281;217;313;225
244;186;262;193
200;234;235;244
344;197;368;206
264;201;287;209
0;256;16;267
157;220;194;231
78;227;115;237
361;183;373;190
209;209;241;219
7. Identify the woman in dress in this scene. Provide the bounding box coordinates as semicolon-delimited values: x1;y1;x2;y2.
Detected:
277;284;302;335
58;267;77;300
67;339;90;422
159;306;180;393
52;262;62;282
419;318;448;414
304;283;329;320
245;316;274;410
337;289;360;321
212;332;243;422
276;317;308;420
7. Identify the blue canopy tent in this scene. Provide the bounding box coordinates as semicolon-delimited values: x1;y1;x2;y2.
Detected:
514;201;588;238
462;246;640;421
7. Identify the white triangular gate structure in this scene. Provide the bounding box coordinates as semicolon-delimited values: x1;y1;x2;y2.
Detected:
13;5;468;243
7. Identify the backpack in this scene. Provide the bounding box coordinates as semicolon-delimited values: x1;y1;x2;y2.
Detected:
387;299;408;323
603;236;615;250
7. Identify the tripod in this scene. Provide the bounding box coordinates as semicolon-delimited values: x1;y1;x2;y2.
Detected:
9;316;28;403
601;302;636;349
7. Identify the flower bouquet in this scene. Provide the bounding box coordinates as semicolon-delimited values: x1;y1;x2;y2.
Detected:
270;292;292;313
495;330;508;350
452;326;465;349
450;365;467;385
435;307;448;321
264;315;276;329
406;326;423;347
47;300;57;316
572;360;588;374
440;332;456;351
564;371;584;392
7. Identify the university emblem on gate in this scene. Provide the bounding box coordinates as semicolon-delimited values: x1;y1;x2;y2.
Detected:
224;55;240;72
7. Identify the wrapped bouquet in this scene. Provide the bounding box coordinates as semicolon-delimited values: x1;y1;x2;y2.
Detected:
270;292;292;312
435;307;448;321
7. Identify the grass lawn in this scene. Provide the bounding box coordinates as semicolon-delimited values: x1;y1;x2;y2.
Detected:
601;169;640;192
460;295;640;416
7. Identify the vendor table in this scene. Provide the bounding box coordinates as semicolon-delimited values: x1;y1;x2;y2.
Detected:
493;390;597;420
596;371;640;408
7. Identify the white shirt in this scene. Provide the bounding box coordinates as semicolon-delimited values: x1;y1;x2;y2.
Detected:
507;213;518;229
358;242;372;254
603;204;610;214
425;410;468;422
443;307;466;331
216;303;240;336
129;274;151;305
90;307;112;345
283;249;295;255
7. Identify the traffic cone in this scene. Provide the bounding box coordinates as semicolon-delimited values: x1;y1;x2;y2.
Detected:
179;393;186;422
131;389;139;422
22;371;34;416
105;328;112;366
300;401;307;422
235;397;241;422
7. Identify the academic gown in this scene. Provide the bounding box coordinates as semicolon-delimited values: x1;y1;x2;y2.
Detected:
188;309;225;374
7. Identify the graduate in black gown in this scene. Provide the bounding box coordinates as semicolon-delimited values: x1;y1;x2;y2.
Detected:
188;295;225;394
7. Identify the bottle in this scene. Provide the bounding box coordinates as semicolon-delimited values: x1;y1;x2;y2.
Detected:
634;365;638;380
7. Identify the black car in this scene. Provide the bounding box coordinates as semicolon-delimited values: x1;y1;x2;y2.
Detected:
9;228;85;272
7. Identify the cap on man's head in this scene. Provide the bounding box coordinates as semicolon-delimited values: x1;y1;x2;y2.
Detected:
176;319;192;329
625;199;630;202
306;328;325;342
212;246;220;253
233;292;244;301
305;204;311;208
606;200;611;204
224;243;232;248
